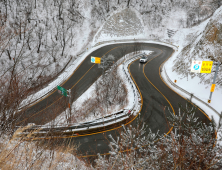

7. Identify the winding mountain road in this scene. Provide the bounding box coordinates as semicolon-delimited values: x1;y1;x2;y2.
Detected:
17;43;211;161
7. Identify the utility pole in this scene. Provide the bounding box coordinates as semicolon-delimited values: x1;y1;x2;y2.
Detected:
208;62;220;103
67;89;71;122
101;59;105;78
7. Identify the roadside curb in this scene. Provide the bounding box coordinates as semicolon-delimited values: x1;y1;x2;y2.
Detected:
161;63;220;118
19;39;177;110
17;53;144;137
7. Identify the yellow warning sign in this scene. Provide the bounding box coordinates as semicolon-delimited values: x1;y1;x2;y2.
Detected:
200;61;213;73
210;84;216;92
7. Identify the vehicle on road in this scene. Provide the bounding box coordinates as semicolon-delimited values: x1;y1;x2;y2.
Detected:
140;55;148;63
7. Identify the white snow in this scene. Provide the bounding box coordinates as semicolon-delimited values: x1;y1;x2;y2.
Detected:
164;18;222;123
45;50;152;126
0;134;89;169
20;6;222;129
2;2;222;169
92;7;145;46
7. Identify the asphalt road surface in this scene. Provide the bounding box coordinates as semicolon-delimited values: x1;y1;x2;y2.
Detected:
18;43;211;162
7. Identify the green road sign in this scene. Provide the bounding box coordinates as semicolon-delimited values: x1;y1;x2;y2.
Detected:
57;86;67;96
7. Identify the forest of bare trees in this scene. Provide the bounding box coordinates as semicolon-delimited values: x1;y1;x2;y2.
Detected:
0;0;222;169
95;103;222;169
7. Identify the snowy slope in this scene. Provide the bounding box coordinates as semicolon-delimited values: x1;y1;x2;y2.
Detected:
44;5;222;123
1;0;221;124
165;6;222;118
46;5;222;125
93;8;145;44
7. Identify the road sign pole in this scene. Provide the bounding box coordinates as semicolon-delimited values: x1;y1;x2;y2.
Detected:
101;59;105;78
208;62;220;103
67;89;71;121
103;60;105;77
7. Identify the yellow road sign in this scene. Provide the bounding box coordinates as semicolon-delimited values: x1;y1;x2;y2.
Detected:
91;57;101;64
200;61;213;73
210;84;216;92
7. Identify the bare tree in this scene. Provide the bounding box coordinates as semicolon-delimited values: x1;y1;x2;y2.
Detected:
59;15;73;56
127;0;131;8
67;1;85;24
95;103;220;169
55;0;64;20
36;26;44;53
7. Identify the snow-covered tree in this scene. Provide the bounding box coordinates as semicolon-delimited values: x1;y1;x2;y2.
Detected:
95;103;222;169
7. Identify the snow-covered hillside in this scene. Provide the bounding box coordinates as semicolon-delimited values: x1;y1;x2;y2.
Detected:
0;0;221;131
1;1;222;169
45;4;222;125
93;8;144;44
165;6;222;116
173;6;222;87
0;0;219;92
0;0;94;91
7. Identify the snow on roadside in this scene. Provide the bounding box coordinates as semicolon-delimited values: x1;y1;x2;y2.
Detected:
22;36;221;127
45;50;152;126
19;41;127;109
22;6;222;128
165;17;222;122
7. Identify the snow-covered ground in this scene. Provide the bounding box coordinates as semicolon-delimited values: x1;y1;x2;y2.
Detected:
20;6;222;127
93;6;222;126
165;18;222;123
93;8;145;45
0;133;89;169
2;2;222;169
45;50;152;126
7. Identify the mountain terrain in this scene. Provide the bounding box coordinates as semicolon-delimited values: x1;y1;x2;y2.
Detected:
0;1;222;169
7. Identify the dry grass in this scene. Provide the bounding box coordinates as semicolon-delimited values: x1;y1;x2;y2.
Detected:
0;127;90;170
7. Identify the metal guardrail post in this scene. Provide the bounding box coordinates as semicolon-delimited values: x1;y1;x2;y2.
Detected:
163;66;220;116
20;41;166;133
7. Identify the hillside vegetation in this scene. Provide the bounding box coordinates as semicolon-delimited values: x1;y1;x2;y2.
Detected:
173;6;222;87
1;1;222;169
0;0;220;134
0;0;220;89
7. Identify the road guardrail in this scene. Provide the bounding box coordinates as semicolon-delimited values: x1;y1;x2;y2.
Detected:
162;65;220;117
17;53;143;136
